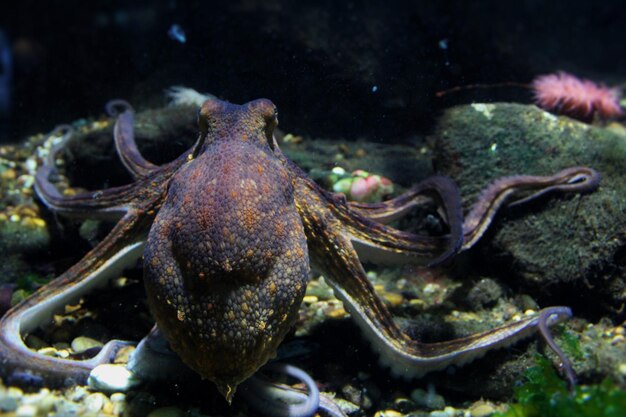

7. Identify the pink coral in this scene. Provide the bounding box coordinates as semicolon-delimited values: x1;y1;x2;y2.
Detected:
532;72;623;121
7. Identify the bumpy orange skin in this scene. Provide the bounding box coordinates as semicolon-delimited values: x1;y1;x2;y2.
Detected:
143;100;309;399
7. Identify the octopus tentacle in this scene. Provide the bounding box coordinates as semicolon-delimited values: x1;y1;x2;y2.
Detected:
462;167;600;249
105;99;135;117
301;167;600;265
35;146;190;220
35;165;144;218
109;102;160;178
294;174;450;266
35;125;146;218
241;363;322;417
347;176;460;223
537;307;576;387
349;176;464;266
0;210;153;387
300;204;573;379
7;100;205;389
281;147;461;266
42;124;74;167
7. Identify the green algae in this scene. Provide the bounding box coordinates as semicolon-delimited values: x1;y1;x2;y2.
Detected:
10;272;51;305
495;355;626;417
560;328;584;362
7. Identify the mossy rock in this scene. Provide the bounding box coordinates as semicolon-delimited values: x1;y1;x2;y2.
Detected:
0;219;50;254
433;103;626;313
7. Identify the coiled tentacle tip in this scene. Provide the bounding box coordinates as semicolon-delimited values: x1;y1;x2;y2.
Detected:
538;306;577;388
105;99;134;117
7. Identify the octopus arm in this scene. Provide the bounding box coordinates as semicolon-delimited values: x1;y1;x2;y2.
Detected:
34;164;142;219
294;175;456;267
0;210;151;387
298;166;600;267
304;214;570;379
113;108;160;178
461;166;601;249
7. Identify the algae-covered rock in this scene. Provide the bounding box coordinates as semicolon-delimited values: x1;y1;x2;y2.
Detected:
433;103;626;312
0;215;50;254
61;104;198;190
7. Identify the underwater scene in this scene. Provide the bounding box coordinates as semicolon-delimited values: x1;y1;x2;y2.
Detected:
0;1;625;416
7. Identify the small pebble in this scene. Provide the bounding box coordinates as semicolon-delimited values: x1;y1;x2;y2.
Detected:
302;295;319;304
466;278;502;309
410;388;445;410
84;392;107;412
54;399;81;416
71;336;103;353
409;298;426;307
430;407;456;417
423;283;441;296
342;384;372;410
67;385;90;402
393;397;416;413
109;393;127;415
88;364;141;392
382;291;404;306
327;307;347;318
16;206;38;217
111;400;126;415
15;404;37;417
331;397;360;414
374;410;403;417
37;347;59;357
7;387;24;398
33;392;56;415
24;158;37;174
469;401;497;417
0;395;18;412
110;393;126;402
1;168;16;180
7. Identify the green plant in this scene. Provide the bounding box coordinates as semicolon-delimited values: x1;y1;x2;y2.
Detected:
495;355;626;417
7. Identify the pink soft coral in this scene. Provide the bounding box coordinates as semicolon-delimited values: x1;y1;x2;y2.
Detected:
532;71;623;121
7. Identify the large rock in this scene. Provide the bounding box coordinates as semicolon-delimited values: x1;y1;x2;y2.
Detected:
433;103;626;314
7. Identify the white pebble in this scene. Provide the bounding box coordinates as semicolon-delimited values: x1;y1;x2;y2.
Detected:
110;392;126;402
84;393;107;412
88;364;141;392
24;158;38;175
16;404;38;417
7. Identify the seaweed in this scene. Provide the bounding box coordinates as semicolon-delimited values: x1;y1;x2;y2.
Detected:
495;355;626;417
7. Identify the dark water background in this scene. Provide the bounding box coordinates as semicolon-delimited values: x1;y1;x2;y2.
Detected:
0;0;625;144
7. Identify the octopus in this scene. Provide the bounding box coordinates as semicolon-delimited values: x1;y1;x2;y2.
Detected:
0;97;600;411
